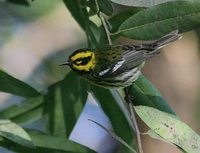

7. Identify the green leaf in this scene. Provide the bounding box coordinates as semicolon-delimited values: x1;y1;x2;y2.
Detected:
97;24;112;47
135;106;200;153
44;71;89;137
146;129;170;143
87;21;101;48
12;107;43;125
86;0;97;16
61;72;89;136
91;86;138;153
62;0;102;47
5;0;31;6
0;130;95;153
4;0;59;21
111;0;175;7
0;120;34;148
0;95;44;125
118;1;200;40
44;83;63;136
44;83;66;137
0;70;40;97
63;0;86;30
109;8;144;33
30;130;94;153
131;75;175;115
0;96;43;119
98;0;113;16
146;130;188;153
0;96;44;125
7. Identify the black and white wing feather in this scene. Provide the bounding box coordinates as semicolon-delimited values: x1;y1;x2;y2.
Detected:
95;30;181;78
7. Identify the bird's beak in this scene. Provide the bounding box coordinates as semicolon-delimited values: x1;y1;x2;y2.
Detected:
60;61;71;66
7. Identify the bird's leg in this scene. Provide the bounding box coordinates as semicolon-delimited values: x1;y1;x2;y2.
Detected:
124;85;134;103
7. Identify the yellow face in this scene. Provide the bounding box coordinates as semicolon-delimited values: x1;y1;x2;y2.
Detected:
68;49;95;73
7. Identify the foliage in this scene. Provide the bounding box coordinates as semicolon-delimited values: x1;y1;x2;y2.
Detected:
0;0;200;153
135;106;200;153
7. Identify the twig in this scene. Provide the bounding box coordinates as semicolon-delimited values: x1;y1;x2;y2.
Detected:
88;119;137;153
95;0;112;45
124;88;143;153
99;12;112;45
129;101;143;153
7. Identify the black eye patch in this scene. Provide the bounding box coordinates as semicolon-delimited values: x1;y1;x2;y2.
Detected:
74;56;92;65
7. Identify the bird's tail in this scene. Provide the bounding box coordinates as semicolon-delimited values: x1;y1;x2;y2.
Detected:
151;30;182;50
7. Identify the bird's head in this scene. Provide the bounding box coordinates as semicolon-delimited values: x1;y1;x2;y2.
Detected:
61;49;95;74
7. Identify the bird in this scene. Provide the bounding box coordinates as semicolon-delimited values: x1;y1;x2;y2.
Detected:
61;30;181;88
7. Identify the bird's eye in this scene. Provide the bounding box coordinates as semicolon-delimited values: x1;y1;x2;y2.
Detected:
74;58;82;65
74;56;91;65
76;60;82;64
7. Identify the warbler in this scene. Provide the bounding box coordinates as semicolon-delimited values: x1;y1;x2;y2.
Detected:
61;30;181;88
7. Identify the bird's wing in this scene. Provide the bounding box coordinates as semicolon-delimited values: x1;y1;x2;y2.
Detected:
93;45;156;78
92;30;181;78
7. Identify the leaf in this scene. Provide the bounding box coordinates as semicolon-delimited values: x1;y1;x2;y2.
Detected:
111;0;175;7
131;75;176;115
12;107;43;125
44;84;65;137
135;106;200;153
44;71;89;137
63;0;86;30
85;0;97;16
0;93;44;126
98;25;111;47
45;82;68;137
109;8;144;33
0;70;40;97
63;0;101;48
87;21;101;48
61;72;89;136
0;130;95;153
0;120;34;148
118;1;200;40
98;0;113;16
5;0;31;6
91;86;138;153
84;0;113;16
0;96;43;119
146;130;188;153
28;130;95;153
146;129;169;142
0;92;43;126
4;0;59;21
